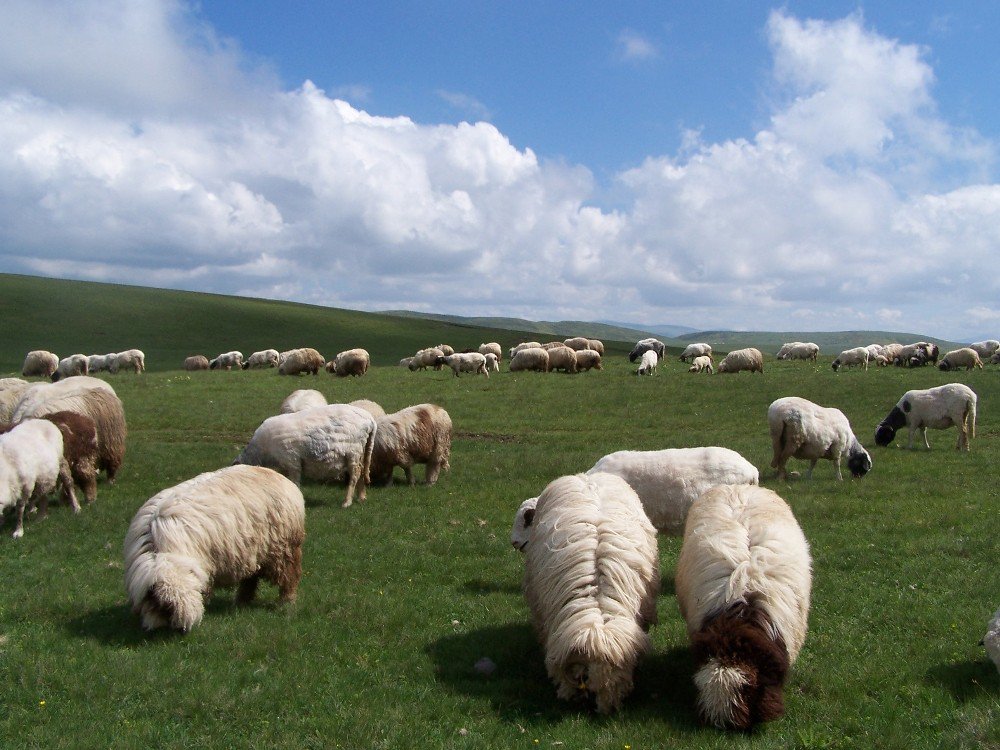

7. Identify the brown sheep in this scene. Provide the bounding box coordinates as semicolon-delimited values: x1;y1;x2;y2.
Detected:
370;404;452;486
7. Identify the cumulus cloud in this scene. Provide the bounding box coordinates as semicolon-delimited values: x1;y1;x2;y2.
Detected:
616;30;659;62
0;3;996;339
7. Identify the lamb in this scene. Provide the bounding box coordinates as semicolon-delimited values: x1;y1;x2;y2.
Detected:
484;352;500;372
831;346;869;371
184;355;210;371
0;419;75;538
279;389;327;414
370;404;451;486
522;472;659;714
51;354;89;381
874;383;978;450
234;404;376;507
0;379;31;423
326;348;370;377
688;355;714;374
575;350;603;371
109;349;145;374
983;607;1000;675
937;348;984;371
676;484;812;730
679;343;712;362
969;340;1000;359
509;347;549;373
478;342;502;361
718;347;764;374
628;338;665;363
510;342;543;359
781;343;819;362
243;349;280;369
277;348;324;376
210;351;244;370
562;337;592;351
546;345;578;374
22;350;59;378
768;397;872;481
436;352;489;378
123;465;305;632
637;349;658;376
585;447;759;535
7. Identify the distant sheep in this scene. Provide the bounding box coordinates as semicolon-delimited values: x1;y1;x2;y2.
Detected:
775;342;802;359
326;348;370;377
434;344;455;356
210;351;244;371
562;337;592;351
399;357;415;369
688;355;714;374
781;343;819;362
52;354;89;381
893;342;934;367
123;465;305;632
279;389;327;414
874;383;978;451
22;350;59;378
0;419;74;538
831;347;869;372
411;347;444;371
277;348;324;376
679;343;712;362
676;484;812;730
628;338;665;363
541;341;566;351
370;404;451;486
478;342;502;361
484;352;500;372
510;342;543;359
637;350;658;376
969;340;1000;359
109;349;145;375
718;348;764;374
509;348;549;373
768;397;872;481
243;349;280;369
576;350;603;371
184;355;210;371
546;346;578;374
87;354;114;373
984;607;1000;675
437;352;489;378
522;472;659;714
937;348;984;371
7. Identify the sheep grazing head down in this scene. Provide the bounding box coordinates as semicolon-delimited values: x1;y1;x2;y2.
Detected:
510;497;537;551
874;406;907;446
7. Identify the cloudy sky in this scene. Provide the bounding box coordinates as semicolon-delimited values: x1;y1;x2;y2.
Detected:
1;1;998;339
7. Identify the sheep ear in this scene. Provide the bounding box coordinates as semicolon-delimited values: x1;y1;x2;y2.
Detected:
523;508;535;528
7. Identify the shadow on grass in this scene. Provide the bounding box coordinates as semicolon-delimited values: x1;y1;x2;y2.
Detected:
425;623;701;730
463;578;521;595
925;659;999;701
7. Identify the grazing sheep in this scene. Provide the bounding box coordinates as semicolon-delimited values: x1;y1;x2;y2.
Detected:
411;347;445;371
546;345;578;374
184;355;210;371
349;399;386;419
210;351;244;371
279;389;327;414
628;338;665;363
87;354;113;373
0;379;31;423
882;343;903;363
679;343;713;362
775;342;803;359
399;357;415;369
969;340;1000;359
479;342;502;361
576;350;603;371
434;344;455;357
991;352;1000;365
688;355;714;374
781;343;819;362
541;341;566;351
243;349;280;369
22;350;59;378
437;352;489;378
109;349;145;374
509;348;550;373
983;607;1000;675
326;348;371;377
586;447;759;535
234;404;376;507
0;419;75;538
937;348;984;371
277;348;324;376
510;342;543;359
484;352;500;372
637;350;658;376
864;344;887;362
874;383;978;451
831;347;869;372
370;404;451;486
768;397;872;481
676;484;811;730
587;339;605;355
51;354;89;381
893;342;933;367
718;348;764;374
522;472;659;714
563;337;592;351
123;465;305;632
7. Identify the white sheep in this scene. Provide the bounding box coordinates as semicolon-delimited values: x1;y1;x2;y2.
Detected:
370;404;451;486
587;339;605;355
562;337;592;351
510;342;543;359
509;348;549;373
679;343;712;362
433;344;455;356
522;472;659;714
983;607;1000;675
881;343;903;363
628;338;665;363
87;354;113;373
775;342;803;359
637;349;658;376
277;347;324;376
688;355;714;374
52;354;89;381
484;352;500;372
21;350;59;378
782;343;819;362
243;349;280;369
969;340;1000;359
411;347;445;371
576;350;603;371
0;379;31;423
768;397;872;481
109;349;145;374
279;389;328;414
874;383;978;450
864;344;887;361
123;465;305;632
478;342;502;361
546;345;578;374
234;404;376;506
0;419;75;538
399;357;415;369
326;348;370;377
831;346;869;371
718;347;764;374
585;447;759;535
676;484;812;730
437;352;489;378
937;348;984;371
210;351;245;370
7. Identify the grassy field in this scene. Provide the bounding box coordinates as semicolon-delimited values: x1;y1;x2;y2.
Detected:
0;279;997;749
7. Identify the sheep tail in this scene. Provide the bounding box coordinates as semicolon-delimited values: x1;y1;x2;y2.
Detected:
361;422;376;485
967;398;977;439
769;424;787;469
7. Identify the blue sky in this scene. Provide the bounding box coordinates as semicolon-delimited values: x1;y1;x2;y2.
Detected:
1;1;998;339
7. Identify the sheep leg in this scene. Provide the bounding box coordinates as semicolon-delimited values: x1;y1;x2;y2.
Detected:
12;499;26;539
921;428;930;450
957;425;968;451
59;460;80;513
235;574;261;605
806;460;818;479
424;460;441;485
833;456;843;481
274;545;302;603
403;464;416;486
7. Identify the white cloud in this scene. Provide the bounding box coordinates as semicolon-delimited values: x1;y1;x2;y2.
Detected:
616;30;658;62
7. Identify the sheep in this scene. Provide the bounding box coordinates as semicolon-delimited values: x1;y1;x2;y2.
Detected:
781;343;819;362
243;349;280;369
510;497;537;551
541;341;567;351
874;383;978;451
983;607;1000;675
628;338;665;363
864;344;887;362
210;351;244;370
184;355;210;371
510;342;543;359
585;447;759;535
433;344;455;356
411;347;445;371
51;354;89;381
87;354;113;373
349;399;386;420
562;337;592;351
0;419;75;538
637;349;658;376
22;350;59;378
234;404;376;507
123;465;305;632
881;343;903;363
969;340;1000;359
0;379;31;423
775;342;803;359
277;348;324;376
679;343;712;362
279;389;327;414
437;352;489;378
509;347;549;373
587;339;605;355
893;342;933;367
992;352;1000;365
522;472;659;714
831;346;869;371
326;348;370;377
399;356;415;369
546;345;578;374
937;348;984;371
688;355;714;374
109;349;145;374
768;397;872;481
479;342;502;361
576;350;603;371
676;484;812;730
718;347;764;374
370;404;451;486
484;352;500;372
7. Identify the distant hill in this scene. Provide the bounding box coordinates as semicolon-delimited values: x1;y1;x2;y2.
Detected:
598;319;700;339
676;330;963;354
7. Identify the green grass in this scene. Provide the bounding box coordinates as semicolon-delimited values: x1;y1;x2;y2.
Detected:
0;277;997;749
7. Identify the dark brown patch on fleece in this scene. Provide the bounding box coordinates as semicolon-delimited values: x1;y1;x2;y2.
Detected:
691;601;790;730
41;411;100;503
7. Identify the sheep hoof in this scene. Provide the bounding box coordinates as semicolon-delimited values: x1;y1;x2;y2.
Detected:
787;471;801;479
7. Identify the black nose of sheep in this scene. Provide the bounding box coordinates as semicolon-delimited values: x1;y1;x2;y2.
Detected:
874;423;895;446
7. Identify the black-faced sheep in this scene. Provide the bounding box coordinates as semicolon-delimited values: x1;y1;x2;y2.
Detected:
509;348;549;373
0;419;75;538
679;343;712;362
522;472;659;714
370;404;451;486
124;465;305;632
184;355;210;371
22;350;59;378
937;348;984;371
874;383;977;450
628;338;665;363
718;348;764;374
768;397;871;481
326;348;370;377
676;484;812;730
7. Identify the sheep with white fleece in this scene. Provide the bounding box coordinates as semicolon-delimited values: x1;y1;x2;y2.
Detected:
411;347;444;371
326;348;370;377
562;337;592;351
349;399;386;419
768;397;872;481
831;346;869;371
243;349;280;369
628;338;665;363
937;348;984;371
509;347;549;373
775;342;802;359
718;348;764;374
679;343;712;362
874;383;978;450
484;352;500;372
184;355;210;371
87;354;113;373
52;354;89;381
522;472;659;714
969;340;1000;359
124;465;305;632
210;351;244;370
676;484;812;730
437;352;489;378
637;350;658;376
782;343;819;361
688;355;714;374
277;348;324;376
0;419;75;538
546;345;578;374
478;342;502;361
109;349;145;374
280;389;328;414
510;342;543;359
370;404;451;486
234;404;376;507
576;350;602;371
22;350;59;378
587;339;605;355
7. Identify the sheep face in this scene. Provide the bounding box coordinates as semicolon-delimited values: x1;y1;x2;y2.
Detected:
847;446;872;478
830;359;840;371
50;371;62;382
510;497;537;551
874;406;906;446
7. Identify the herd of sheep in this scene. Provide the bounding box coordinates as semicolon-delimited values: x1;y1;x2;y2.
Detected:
1;331;997;733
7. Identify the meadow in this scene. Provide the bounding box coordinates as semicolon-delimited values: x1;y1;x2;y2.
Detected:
0;278;997;749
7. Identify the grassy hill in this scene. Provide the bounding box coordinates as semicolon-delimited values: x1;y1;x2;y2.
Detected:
677;329;963;354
